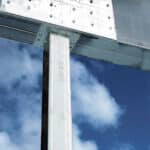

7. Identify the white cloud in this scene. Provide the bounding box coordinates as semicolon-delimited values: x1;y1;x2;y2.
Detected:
112;143;135;150
17;94;41;150
0;40;42;150
71;58;123;128
0;39;42;88
0;38;124;150
0;132;19;150
0;101;41;150
0;39;99;150
0;124;98;150
73;124;98;150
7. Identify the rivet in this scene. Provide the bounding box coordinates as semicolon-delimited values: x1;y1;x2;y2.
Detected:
72;20;76;24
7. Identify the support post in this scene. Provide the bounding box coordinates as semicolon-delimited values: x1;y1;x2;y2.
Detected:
48;33;72;150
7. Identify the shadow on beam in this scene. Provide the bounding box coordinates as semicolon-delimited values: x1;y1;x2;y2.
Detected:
0;14;40;44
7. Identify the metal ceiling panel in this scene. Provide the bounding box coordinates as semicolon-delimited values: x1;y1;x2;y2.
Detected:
0;0;116;39
1;0;150;50
113;0;150;50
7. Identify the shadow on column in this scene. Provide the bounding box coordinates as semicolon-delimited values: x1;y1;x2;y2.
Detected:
41;49;49;150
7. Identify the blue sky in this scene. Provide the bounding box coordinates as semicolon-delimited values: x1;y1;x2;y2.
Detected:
0;38;150;150
71;54;150;150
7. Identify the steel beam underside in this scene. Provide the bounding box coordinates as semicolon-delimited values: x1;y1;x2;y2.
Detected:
0;13;40;44
1;0;150;50
0;14;150;71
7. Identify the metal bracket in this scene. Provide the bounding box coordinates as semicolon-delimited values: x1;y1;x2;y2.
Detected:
33;23;49;48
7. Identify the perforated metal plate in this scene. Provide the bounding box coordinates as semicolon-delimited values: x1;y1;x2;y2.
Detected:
0;0;117;39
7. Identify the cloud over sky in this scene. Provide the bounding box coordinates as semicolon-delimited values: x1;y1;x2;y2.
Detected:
71;56;125;150
0;39;42;87
0;132;19;150
0;38;125;150
0;39;42;150
0;39;99;150
73;124;98;150
71;57;123;128
112;143;135;150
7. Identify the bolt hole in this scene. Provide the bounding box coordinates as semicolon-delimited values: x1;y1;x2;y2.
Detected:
108;16;111;19
50;3;53;7
91;23;94;27
106;4;110;7
27;5;31;10
90;11;93;15
90;0;93;4
109;27;112;30
72;20;76;24
7;0;10;4
49;14;53;18
72;7;76;11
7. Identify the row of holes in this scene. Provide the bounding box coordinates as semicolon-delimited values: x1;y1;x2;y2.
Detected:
49;2;111;28
5;0;113;30
28;0;94;4
49;14;112;30
6;0;110;8
7;0;110;7
6;0;110;10
49;2;111;20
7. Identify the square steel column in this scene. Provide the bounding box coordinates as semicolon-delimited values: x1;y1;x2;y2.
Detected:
48;34;72;150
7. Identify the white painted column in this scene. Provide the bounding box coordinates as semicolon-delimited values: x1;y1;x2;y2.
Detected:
48;33;72;150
